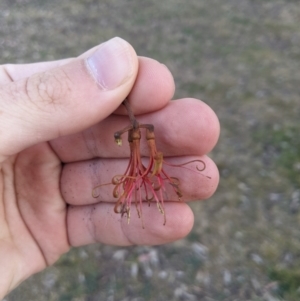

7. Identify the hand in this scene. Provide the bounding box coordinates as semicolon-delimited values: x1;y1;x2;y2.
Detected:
0;37;219;297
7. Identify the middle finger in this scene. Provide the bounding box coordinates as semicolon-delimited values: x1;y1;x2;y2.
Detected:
61;155;219;206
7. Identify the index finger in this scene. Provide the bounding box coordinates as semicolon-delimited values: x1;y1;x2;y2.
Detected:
50;98;220;162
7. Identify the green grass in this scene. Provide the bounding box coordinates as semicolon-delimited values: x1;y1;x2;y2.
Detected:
269;267;300;300
254;125;300;187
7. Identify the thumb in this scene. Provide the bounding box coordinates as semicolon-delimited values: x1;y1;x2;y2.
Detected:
0;37;138;161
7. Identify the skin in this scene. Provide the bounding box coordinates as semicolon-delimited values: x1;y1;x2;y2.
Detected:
0;38;220;298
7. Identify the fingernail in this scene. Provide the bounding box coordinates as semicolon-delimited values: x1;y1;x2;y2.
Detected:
86;37;133;90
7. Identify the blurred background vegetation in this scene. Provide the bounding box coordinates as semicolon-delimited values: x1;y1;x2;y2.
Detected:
1;0;300;300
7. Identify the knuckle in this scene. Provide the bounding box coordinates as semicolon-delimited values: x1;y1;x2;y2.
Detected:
24;68;72;111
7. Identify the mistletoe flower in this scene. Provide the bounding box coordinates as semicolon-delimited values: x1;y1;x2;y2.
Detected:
92;100;207;227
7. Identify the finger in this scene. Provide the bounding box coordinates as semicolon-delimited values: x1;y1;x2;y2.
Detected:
2;56;175;116
116;56;175;115
0;37;138;162
0;45;108;83
0;59;74;83
51;98;220;162
61;155;219;205
67;201;194;247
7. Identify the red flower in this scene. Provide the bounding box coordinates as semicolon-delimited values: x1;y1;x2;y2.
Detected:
92;100;207;227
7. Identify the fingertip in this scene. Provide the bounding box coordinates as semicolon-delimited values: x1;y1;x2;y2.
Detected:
155;98;220;156
85;37;138;91
200;99;220;152
182;98;220;152
161;155;220;202
121;202;194;245
199;156;220;200
115;57;175;115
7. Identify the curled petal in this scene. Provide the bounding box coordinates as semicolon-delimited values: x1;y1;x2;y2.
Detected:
112;175;137;185
113;185;120;198
92;182;111;198
169;159;206;170
112;175;124;185
169;177;180;186
114;198;124;213
145;195;154;202
176;189;183;199
92;188;100;198
153;183;162;191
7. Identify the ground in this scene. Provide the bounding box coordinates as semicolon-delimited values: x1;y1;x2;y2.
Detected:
1;0;300;300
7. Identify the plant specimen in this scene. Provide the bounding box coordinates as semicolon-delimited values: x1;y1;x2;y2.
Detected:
92;100;207;227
